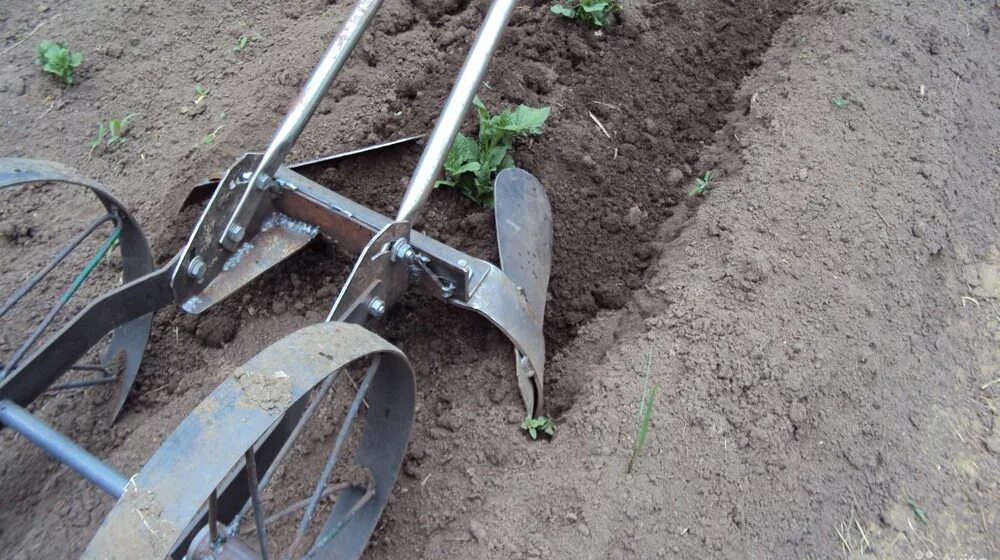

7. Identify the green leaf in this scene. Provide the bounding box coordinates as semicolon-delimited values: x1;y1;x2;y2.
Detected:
89;123;106;154
832;96;850;108
550;5;576;17
528;427;537;439
582;2;610;13
69;52;83;67
504;105;551;135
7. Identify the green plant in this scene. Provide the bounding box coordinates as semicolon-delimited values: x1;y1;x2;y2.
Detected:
688;170;715;198
521;415;556;440
90;113;140;155
194;84;210;104
627;354;657;474
832;96;850;108
234;35;250;53
201;125;224;146
436;96;550;207
550;0;621;28
34;40;83;85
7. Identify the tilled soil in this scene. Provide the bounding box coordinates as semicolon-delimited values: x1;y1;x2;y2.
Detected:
2;0;998;559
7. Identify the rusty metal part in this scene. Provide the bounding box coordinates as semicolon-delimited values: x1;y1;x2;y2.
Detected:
274;167;546;415
182;135;424;209
0;158;155;420
327;221;410;324
222;0;387;252
171;154;272;308
180;212;318;315
83;322;415;560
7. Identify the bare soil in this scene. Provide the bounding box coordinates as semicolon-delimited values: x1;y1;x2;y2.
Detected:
1;0;998;559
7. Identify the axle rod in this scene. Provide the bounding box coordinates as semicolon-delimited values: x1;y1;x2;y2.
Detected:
0;399;127;498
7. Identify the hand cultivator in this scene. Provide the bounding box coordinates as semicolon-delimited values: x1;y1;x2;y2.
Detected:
0;0;552;557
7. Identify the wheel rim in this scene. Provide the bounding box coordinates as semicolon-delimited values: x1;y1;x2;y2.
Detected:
83;322;415;560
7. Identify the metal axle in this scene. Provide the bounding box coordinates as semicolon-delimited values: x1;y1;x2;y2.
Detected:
0;399;127;498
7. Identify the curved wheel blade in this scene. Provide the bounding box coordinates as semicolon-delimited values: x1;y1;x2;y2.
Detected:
493;168;553;415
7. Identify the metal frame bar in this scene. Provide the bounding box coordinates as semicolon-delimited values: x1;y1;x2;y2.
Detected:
0;399;127;497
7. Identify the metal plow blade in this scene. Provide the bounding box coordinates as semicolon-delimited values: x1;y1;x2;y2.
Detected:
494;168;553;415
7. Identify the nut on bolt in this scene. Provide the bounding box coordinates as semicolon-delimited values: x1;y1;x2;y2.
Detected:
367;297;387;318
391;239;415;263
187;256;207;282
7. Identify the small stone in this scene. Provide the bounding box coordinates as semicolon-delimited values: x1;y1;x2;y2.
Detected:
911;221;926;238
105;44;123;58
665;168;684;187
469;520;487;543
37;4;49;12
271;300;287;315
581;154;597;169
626;205;644;227
565;512;578;522
577;522;591;536
797;168;809;181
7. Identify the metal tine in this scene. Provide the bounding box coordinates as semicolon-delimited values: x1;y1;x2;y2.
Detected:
286;358;378;559
245;449;271;560
396;0;518;223
0;213;116;319
2;224;122;377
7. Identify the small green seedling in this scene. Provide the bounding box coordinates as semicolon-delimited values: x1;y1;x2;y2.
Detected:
907;499;928;523
234;35;250;53
688;170;715;198
550;0;621;28
90;113;140;155
194;84;210;104
521;415;556;440
627;354;657;474
436;96;550;207
201;125;224;146
832;96;850;108
34;40;83;85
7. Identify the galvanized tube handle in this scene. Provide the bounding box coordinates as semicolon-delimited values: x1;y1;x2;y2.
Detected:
396;0;518;223
255;0;385;181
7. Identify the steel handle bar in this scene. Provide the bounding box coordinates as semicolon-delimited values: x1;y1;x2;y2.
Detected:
255;0;385;181
396;0;518;223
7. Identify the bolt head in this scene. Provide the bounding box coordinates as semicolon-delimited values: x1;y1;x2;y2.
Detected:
187;256;207;281
367;297;387;318
227;224;245;243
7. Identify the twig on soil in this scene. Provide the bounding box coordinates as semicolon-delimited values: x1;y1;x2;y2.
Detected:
588;111;612;139
981;377;1000;390
0;14;62;59
874;208;891;228
591;101;620;111
834;524;852;554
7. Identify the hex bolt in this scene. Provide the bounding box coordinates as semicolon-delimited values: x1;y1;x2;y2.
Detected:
227;224;245;244
367;297;387;319
391;239;415;263
187;256;207;282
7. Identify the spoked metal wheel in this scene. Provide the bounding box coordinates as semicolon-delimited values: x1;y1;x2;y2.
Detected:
83;322;415;560
0;159;154;418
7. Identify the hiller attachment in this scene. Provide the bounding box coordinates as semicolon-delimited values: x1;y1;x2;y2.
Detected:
0;0;551;557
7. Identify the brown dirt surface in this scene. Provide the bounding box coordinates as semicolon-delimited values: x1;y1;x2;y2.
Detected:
1;0;999;559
